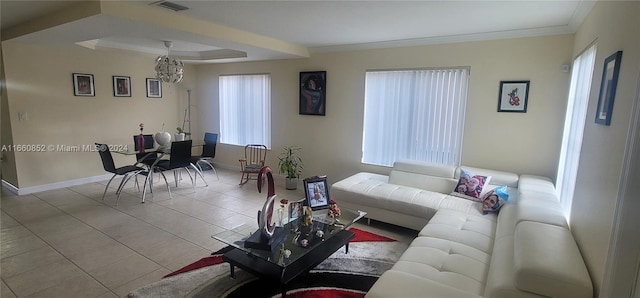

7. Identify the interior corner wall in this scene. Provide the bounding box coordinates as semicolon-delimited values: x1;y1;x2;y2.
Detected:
569;1;640;296
1;42;194;188
1;45;19;186
194;34;574;183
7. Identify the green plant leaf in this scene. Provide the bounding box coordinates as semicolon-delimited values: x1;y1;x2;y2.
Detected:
278;146;303;178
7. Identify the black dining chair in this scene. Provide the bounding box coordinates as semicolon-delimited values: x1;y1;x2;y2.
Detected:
152;140;203;198
96;143;146;205
191;132;219;180
133;134;157;168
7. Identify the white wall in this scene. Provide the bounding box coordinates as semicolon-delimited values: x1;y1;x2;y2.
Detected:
569;1;640;296
1;42;194;188
193;34;574;184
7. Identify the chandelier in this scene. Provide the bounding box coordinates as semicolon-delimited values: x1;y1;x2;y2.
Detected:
155;41;184;83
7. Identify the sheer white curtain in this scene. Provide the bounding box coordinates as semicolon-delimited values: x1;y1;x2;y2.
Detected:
556;44;597;221
362;68;469;167
219;74;271;148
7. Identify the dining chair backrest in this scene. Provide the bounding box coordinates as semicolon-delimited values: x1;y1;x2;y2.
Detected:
133;134;158;163
202;132;218;158
204;132;218;144
169;140;193;168
133;134;155;150
96;143;117;173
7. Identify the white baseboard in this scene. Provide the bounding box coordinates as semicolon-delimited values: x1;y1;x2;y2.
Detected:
2;174;112;196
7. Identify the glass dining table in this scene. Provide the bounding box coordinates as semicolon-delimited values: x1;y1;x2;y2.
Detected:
113;140;204;203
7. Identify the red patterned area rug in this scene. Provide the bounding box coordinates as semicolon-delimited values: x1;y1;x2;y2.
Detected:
128;228;408;298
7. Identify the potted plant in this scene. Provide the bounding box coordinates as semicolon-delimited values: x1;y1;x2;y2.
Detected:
175;127;189;141
278;146;303;190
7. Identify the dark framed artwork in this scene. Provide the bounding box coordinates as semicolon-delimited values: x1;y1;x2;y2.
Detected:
303;176;330;211
113;76;131;97
146;78;162;98
595;51;623;126
72;73;95;96
299;71;326;116
498;81;529;113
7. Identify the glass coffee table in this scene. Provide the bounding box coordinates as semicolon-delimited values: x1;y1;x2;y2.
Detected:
213;208;366;286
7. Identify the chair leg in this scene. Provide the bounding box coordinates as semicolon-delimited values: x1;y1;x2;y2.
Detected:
159;171;172;199
181;168;196;193
191;163;209;187
116;171;143;206
142;173;151;203
239;171;250;186
102;174;118;202
197;160;219;181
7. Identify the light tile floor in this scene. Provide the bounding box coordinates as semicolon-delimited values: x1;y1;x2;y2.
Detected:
1;167;416;297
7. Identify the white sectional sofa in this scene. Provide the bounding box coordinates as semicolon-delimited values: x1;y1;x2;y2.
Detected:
331;160;592;298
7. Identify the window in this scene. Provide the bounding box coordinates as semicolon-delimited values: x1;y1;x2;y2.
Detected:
219;74;271;148
362;68;469;167
556;44;597;221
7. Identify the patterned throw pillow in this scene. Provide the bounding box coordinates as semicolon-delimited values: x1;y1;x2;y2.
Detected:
481;186;510;214
450;169;491;201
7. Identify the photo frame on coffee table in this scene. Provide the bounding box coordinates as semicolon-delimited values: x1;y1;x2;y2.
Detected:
303;176;330;211
288;198;305;222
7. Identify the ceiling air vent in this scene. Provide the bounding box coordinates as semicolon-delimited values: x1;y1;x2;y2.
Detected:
151;1;189;12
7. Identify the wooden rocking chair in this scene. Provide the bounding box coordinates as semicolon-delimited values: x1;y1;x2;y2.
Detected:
239;144;268;186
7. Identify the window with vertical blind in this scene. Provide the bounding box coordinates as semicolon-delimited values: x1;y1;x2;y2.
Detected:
219;74;271;148
362;68;469;167
556;44;597;221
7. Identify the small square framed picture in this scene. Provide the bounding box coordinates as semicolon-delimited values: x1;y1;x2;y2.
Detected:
498;81;529;113
113;76;131;97
146;78;162;98
72;73;95;96
303;176;330;211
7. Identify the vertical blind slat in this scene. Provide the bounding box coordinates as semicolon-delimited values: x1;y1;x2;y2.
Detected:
219;74;271;148
363;68;469;167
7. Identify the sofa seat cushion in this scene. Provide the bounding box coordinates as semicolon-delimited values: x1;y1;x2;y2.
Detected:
366;270;483;298
332;173;479;220
419;209;497;254
391;236;491;295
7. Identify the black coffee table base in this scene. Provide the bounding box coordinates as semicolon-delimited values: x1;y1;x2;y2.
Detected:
222;229;355;296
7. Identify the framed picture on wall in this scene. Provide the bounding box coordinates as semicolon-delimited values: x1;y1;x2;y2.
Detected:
299;71;326;116
72;73;95;96
595;51;623;126
113;76;131;97
498;81;529;113
146;78;162;98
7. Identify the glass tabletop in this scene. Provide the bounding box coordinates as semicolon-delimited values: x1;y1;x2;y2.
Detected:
112;140;204;155
213;208;366;267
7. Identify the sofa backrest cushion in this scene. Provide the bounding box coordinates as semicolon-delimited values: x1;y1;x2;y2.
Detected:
389;160;458;194
514;221;593;298
455;166;519;188
518;175;557;196
516;200;568;229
